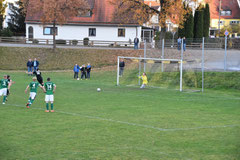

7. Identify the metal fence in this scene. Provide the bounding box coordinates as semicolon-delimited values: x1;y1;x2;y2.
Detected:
143;37;240;91
0;37;135;48
144;37;240;71
1;36;239;50
154;38;240;50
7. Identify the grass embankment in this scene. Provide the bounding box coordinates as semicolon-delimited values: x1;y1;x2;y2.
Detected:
0;47;143;70
121;69;240;90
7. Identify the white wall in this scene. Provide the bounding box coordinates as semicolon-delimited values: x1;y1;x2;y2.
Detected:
26;24;142;42
3;0;18;28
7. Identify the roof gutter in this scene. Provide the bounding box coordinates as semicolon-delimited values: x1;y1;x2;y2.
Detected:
25;21;141;27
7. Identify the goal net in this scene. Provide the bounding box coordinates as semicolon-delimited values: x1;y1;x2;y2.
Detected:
117;56;183;92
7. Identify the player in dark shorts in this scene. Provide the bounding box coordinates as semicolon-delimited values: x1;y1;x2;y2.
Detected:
33;69;44;86
6;75;15;101
80;64;87;80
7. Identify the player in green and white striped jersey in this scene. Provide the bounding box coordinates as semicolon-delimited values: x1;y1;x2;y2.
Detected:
44;77;56;112
0;75;11;104
25;77;45;108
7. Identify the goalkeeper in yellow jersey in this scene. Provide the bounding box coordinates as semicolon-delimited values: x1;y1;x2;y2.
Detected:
139;72;148;89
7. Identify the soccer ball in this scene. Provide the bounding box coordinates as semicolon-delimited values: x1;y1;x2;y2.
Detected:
77;78;79;80
97;88;101;92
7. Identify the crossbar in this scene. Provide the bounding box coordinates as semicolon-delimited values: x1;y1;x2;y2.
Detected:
118;56;181;62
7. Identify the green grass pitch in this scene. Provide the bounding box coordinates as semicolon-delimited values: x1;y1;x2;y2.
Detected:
0;71;239;160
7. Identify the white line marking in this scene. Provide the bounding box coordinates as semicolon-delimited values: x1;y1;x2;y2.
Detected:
62;146;169;156
3;104;240;132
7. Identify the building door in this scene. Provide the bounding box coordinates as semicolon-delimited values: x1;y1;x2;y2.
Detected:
28;26;34;39
142;29;153;42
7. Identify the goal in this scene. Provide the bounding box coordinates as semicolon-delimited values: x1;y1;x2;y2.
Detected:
117;56;183;92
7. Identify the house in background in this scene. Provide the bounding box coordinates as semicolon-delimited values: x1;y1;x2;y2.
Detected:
209;0;240;37
143;0;178;32
143;0;179;42
142;0;161;42
25;0;141;44
2;0;18;28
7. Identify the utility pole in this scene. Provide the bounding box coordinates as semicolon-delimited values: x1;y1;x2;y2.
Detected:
218;0;222;37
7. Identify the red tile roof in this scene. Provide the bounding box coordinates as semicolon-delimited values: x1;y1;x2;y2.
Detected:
26;0;139;26
144;1;160;7
209;0;240;19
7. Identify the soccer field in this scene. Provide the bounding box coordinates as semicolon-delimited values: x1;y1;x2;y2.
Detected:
0;71;239;160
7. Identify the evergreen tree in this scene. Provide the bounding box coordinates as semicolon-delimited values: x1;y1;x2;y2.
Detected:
0;0;7;30
193;8;198;38
203;3;210;37
194;6;204;38
7;1;26;35
185;7;194;39
178;25;185;38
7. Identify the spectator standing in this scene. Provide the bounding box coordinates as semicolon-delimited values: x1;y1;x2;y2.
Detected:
33;58;39;72
134;37;139;50
177;37;182;51
86;63;92;79
119;60;125;77
27;59;33;76
183;37;186;51
80;64;87;80
73;64;80;80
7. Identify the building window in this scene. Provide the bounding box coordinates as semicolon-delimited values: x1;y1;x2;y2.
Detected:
78;10;92;17
89;28;96;37
8;3;14;10
230;21;240;24
225;10;232;16
43;27;58;35
219;21;225;25
220;10;232;16
118;28;125;37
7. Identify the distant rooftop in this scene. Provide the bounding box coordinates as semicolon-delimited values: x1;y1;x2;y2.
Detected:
26;0;139;26
209;0;240;19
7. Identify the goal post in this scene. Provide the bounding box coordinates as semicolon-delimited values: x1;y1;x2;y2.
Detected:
117;56;183;92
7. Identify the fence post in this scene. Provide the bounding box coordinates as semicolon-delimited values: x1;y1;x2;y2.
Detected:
139;56;141;86
117;56;120;86
161;39;165;72
202;37;205;93
224;36;227;71
180;59;183;92
181;38;184;60
144;40;146;72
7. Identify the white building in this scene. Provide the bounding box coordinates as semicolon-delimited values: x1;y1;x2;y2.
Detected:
3;0;18;28
25;0;141;43
186;0;205;14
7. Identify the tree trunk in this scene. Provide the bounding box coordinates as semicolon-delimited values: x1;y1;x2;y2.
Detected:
0;15;3;30
160;26;166;40
160;0;167;40
53;20;56;51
